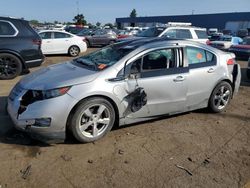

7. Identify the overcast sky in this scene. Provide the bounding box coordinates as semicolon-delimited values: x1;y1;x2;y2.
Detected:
0;0;249;24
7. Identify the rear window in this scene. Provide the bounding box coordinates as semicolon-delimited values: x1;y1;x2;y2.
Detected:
187;47;216;65
163;29;192;39
0;21;17;36
39;32;52;39
177;29;192;39
195;30;208;39
54;32;71;39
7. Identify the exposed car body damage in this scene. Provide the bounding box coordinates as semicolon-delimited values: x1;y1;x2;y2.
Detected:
123;87;147;117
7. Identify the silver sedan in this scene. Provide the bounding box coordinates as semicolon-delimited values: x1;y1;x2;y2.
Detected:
7;38;241;143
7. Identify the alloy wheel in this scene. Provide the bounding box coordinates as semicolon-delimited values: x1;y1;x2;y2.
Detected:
213;85;231;110
0;55;20;79
69;46;79;56
78;104;111;138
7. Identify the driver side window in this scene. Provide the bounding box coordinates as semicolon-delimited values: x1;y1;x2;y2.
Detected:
127;48;179;78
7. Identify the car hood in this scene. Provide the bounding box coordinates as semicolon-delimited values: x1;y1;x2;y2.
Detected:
19;61;98;90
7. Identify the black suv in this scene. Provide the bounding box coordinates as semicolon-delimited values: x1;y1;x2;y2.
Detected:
0;17;44;79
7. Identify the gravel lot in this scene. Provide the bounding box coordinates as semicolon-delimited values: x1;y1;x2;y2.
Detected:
0;49;249;188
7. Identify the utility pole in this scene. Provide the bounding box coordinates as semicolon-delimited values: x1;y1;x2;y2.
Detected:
76;1;79;15
192;10;194;15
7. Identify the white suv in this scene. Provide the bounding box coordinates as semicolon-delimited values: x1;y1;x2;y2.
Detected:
130;22;209;44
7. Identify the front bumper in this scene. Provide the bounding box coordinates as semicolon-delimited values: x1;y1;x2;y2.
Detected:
7;89;77;143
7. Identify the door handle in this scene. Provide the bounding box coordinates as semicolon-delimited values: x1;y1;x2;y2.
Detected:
173;76;185;82
65;40;69;41
46;41;51;43
207;68;215;73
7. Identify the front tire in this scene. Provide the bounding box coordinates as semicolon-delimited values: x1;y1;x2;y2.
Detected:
208;81;232;113
68;46;80;57
70;97;116;143
0;53;22;80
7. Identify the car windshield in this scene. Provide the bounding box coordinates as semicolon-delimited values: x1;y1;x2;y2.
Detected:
73;44;133;71
136;27;165;37
242;38;250;45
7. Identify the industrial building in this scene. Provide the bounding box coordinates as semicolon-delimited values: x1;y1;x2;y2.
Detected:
116;12;250;33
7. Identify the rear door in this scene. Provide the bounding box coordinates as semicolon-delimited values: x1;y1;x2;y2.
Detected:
124;47;189;118
185;46;220;108
39;32;53;54
52;32;73;54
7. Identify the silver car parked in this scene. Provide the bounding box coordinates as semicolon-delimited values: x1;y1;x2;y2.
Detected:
7;38;241;143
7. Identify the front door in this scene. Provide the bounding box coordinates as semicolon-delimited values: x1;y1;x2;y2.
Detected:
40;32;53;54
123;47;188;118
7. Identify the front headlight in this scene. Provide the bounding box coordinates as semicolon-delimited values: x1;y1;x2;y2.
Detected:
33;86;71;100
20;86;71;109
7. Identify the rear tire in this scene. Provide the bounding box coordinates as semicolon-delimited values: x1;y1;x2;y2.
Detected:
0;53;22;80
208;81;232;113
68;46;80;57
70;97;115;143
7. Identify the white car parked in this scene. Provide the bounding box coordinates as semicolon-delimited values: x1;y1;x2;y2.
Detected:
39;30;87;57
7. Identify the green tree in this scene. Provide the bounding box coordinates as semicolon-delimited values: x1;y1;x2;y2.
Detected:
130;9;137;18
73;14;87;25
96;22;101;27
104;23;114;29
29;20;39;26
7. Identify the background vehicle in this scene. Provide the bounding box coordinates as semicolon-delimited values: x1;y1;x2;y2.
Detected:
228;37;250;59
208;35;243;50
247;57;250;79
81;29;117;47
0;17;44;80
39;30;87;56
52;24;66;31
208;32;223;41
76;28;95;37
65;26;85;34
117;30;132;39
119;23;209;44
7;38;241;143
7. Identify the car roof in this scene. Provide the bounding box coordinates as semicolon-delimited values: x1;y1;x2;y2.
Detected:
153;25;206;30
0;16;23;21
117;37;191;49
39;30;71;34
115;37;221;55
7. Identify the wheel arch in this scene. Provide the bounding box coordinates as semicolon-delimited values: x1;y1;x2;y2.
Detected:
66;94;120;130
0;50;26;69
85;39;90;47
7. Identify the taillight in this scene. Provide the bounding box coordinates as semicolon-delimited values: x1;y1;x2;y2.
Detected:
206;40;211;45
32;39;42;46
227;58;234;65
